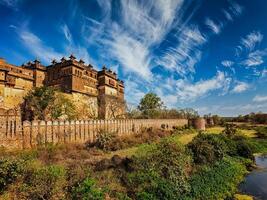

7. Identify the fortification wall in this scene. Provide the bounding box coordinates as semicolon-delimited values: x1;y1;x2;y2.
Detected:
68;92;98;119
0;118;188;149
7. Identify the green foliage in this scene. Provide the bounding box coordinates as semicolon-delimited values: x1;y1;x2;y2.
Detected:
255;126;267;138
188;134;226;165
95;131;115;151
126;138;191;199
71;177;104;200
245;137;267;154
19;165;66;199
188;133;255;164
234;112;267;124
138;93;163;118
0;158;24;193
235;139;254;160
21;86;77;121
51;92;77;120
21;86;56;120
188;157;248;200
222;124;238;137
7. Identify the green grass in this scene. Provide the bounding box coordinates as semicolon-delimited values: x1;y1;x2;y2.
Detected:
106;129;198;158
187;157;249;200
206;126;257;138
205;126;225;134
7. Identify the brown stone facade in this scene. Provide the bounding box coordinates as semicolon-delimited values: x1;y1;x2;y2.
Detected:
0;55;125;119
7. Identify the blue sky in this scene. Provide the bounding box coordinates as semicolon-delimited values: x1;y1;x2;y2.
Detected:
0;0;267;116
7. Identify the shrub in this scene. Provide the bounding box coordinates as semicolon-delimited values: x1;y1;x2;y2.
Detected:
188;157;248;200
255;126;267;138
18;165;66;199
97;129;172;152
95;131;115;151
235;139;254;160
222;124;238;138
0;158;24;194
125;138;192;199
188;134;226;165
71;177;104;200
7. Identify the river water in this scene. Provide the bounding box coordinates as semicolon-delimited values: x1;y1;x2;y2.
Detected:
239;154;267;199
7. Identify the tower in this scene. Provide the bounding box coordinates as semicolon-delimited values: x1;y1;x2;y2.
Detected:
97;66;125;119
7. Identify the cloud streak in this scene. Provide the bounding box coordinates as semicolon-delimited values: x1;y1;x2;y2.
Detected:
253;95;267;103
157;25;207;76
205;18;222;34
232;82;250;93
176;71;231;101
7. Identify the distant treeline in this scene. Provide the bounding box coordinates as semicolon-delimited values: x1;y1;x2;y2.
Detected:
227;113;267;124
233;113;267;124
127;93;199;119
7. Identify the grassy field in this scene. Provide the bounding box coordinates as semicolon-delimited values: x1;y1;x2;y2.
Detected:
107;126;258;159
107;130;198;158
206;126;257;137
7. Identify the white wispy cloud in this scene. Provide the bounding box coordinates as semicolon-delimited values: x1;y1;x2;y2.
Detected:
61;24;73;43
221;60;234;67
60;24;94;65
242;49;267;67
222;9;233;21
19;30;62;63
85;0;186;79
107;27;152;79
176;71;231;101
205;18;222;34
239;31;263;52
197;102;267;116
17;25;94;65
124;77;147;105
157;25;207;76
0;0;19;9
232;82;250;93
83;0;190;79
253;95;267;103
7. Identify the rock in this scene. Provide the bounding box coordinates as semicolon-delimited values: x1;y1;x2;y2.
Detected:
95;158;113;171
111;155;123;166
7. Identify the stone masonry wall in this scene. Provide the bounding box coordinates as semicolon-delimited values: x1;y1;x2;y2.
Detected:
0;119;188;149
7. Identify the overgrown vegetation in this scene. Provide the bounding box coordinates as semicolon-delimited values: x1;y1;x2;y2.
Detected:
0;124;266;199
125;138;192;199
21;86;77;121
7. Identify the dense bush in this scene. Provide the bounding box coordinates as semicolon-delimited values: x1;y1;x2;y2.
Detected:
70;177;104;200
188;157;248;200
0;158;24;194
188;133;255;164
92;129;173;152
222;124;238;137
18;165;66;199
94;131;115;151
188;134;227;165
255;126;267;138
125;138;192;199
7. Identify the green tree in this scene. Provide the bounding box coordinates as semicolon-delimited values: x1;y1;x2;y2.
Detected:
21;86;77;121
51;92;77;120
21;86;56;121
138;93;163;118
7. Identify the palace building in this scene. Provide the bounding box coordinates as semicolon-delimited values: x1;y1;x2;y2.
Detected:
0;55;125;119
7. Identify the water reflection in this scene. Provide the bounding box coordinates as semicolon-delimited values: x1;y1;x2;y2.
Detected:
239;155;267;199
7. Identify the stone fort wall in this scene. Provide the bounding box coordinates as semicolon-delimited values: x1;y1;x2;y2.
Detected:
0;118;188;149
